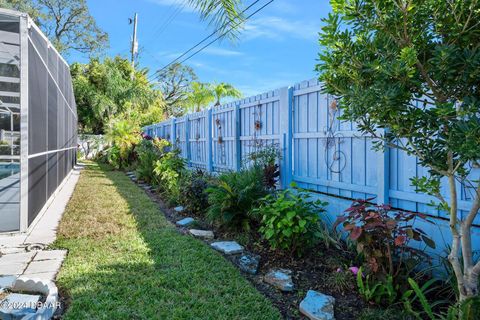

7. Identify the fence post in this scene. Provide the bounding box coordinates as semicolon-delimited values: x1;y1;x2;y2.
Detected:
185;116;191;167
279;86;294;189
377;129;390;204
170;117;176;145
206;109;213;172
234;103;241;171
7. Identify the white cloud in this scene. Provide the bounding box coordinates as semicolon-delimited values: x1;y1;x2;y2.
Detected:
202;47;243;56
146;0;195;12
243;16;320;42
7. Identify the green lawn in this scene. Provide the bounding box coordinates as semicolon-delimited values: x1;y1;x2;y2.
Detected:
54;162;281;320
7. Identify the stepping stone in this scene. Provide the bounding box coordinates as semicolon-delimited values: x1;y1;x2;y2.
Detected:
264;269;294;292
210;241;244;255
0;293;41;319
174;206;184;213
176;217;195;227
237;254;260;275
299;290;335;320
189;229;214;239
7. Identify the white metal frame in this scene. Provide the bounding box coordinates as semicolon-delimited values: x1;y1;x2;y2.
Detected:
19;12;28;232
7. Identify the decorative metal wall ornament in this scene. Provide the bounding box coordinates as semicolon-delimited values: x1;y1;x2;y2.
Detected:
195;118;202;161
251;103;265;153
215;116;227;164
323;98;347;174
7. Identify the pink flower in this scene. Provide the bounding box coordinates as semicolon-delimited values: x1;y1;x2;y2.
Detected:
349;266;360;275
336;268;343;273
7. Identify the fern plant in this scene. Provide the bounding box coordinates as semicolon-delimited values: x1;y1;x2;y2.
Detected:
206;166;268;229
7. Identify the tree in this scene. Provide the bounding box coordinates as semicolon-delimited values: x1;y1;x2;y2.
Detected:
187;0;245;40
212;82;242;106
185;82;214;113
1;0;108;55
317;0;480;302
72;56;165;134
0;0;43;22
156;63;197;117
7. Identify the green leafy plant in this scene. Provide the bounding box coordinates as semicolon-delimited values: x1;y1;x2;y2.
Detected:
206;166;268;229
178;169;213;216
153;148;186;204
402;278;480;320
318;0;480;302
245;145;281;190
252;184;333;255
335;199;435;279
135;138;170;184
105;119;140;169
357;268;399;305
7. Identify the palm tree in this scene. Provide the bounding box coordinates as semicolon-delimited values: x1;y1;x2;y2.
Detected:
187;0;245;40
186;82;215;112
212;82;242;106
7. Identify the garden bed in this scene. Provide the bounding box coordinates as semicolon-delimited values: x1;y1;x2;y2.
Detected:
144;179;371;319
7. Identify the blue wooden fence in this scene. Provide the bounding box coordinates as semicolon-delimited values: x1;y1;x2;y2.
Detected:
144;79;479;224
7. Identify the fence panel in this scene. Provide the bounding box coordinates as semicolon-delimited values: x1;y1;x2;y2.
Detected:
144;78;479;223
188;110;208;170
211;104;236;172
291;79;378;200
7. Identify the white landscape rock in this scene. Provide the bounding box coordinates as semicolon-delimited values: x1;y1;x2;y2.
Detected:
189;229;214;239
299;290;336;320
176;217;195;227
264;269;294;292
210;241;244;255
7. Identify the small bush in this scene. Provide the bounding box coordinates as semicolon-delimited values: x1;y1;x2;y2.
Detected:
135;138;169;184
334;199;435;279
178;169;213;216
252;184;332;255
153;148;186;204
245;145;280;190
206;166;268;229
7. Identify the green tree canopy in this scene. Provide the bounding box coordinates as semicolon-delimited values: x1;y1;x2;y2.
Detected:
317;0;480;303
185;82;215;113
156;62;198;118
72;56;165;134
1;0;108;55
212;82;242;106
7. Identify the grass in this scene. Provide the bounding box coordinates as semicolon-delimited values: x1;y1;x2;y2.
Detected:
53;162;281;320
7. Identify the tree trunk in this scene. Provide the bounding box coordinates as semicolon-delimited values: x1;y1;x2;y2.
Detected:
446;163;480;304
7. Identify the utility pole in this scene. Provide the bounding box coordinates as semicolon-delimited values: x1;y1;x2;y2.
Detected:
129;13;138;79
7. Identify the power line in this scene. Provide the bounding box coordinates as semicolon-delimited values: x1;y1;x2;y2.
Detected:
148;0;270;82
149;0;189;41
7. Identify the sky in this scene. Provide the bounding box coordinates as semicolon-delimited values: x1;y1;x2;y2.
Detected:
75;0;332;97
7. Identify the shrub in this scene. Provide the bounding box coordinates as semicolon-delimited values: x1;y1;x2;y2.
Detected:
334;199;435;279
104;119;140;169
135;138;170;184
153;148;185;204
206;166;268;229
178;169;213;216
252;185;332;255
245;145;280;190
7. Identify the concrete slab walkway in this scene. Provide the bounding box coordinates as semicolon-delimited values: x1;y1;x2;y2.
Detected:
0;164;82;281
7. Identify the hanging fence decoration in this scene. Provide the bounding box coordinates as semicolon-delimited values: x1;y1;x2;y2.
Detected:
323;99;347;174
215;116;227;165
